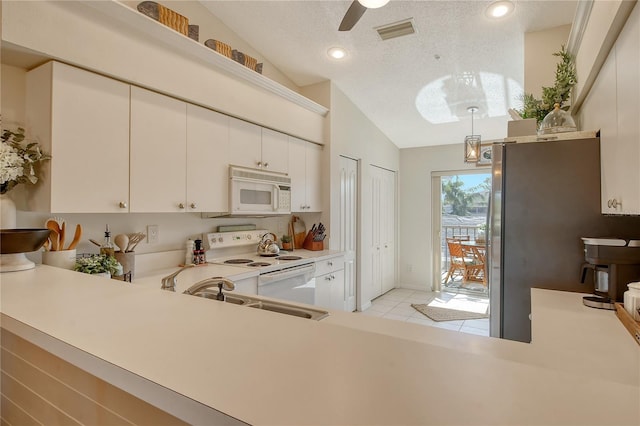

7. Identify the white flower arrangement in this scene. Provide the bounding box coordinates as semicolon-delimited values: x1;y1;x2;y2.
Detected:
1;126;50;194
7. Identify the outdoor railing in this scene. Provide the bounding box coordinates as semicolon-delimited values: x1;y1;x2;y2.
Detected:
441;225;485;285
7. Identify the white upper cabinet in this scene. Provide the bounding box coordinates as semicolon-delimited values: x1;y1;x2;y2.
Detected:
229;118;289;173
590;7;640;214
25;61;130;213
130;86;187;212
261;128;289;173
288;137;322;212
228;118;262;169
186;104;229;212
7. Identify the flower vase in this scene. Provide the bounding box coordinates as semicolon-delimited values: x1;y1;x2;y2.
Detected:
1;193;17;229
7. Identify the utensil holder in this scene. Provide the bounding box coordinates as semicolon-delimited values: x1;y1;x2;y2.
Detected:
114;251;135;281
42;249;76;270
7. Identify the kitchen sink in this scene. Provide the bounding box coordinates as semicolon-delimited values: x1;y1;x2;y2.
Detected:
187;290;329;321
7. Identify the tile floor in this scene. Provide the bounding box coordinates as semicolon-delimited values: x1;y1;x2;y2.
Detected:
359;288;490;336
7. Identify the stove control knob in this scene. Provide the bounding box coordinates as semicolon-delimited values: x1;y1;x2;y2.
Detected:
247;234;252;240
218;237;223;243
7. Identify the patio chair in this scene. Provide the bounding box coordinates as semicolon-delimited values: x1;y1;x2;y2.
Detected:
444;238;474;283
461;245;486;285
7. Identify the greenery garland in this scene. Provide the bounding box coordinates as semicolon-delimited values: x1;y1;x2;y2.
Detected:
518;45;577;124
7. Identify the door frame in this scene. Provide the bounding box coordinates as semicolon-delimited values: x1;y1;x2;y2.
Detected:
431;169;489;292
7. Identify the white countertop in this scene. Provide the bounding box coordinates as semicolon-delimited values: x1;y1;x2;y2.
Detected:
1;265;639;425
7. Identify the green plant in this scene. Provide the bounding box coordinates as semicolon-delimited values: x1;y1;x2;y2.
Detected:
281;235;292;243
517;45;577;124
74;254;120;275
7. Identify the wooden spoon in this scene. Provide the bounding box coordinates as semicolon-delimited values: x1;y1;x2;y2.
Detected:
59;221;66;250
114;234;129;253
67;224;83;250
45;220;61;251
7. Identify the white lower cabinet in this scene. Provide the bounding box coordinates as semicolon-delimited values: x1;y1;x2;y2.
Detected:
314;256;345;311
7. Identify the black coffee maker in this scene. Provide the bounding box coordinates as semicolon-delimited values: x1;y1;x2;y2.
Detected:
580;238;640;309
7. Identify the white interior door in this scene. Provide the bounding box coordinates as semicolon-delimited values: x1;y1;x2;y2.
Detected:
340;156;358;312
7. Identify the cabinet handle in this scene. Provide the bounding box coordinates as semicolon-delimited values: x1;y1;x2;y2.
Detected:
330;274;335;280
264;162;269;168
257;161;263;168
610;198;622;209
190;203;197;210
325;276;331;281
119;201;127;209
328;261;333;266
178;203;185;209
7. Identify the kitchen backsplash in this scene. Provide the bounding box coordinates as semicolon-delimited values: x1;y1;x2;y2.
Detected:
18;210;322;264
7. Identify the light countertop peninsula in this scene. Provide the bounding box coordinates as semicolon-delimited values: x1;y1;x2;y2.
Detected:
1;264;639;425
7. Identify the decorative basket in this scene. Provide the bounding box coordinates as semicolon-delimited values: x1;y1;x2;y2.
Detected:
232;50;262;73
157;3;189;36
204;39;233;58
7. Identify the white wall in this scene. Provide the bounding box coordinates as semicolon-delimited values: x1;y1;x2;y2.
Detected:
524;25;571;99
398;144;481;290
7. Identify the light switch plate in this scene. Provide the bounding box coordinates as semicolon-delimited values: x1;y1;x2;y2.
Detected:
147;225;159;244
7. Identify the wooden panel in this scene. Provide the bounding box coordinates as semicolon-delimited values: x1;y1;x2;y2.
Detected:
1;393;42;426
1;330;187;426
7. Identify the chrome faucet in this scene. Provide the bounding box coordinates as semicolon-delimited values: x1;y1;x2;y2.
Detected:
183;277;235;301
160;264;195;292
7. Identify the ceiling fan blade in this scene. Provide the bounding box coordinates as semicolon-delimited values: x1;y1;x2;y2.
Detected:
339;1;368;31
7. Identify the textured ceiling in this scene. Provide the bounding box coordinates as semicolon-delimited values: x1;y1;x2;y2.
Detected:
200;0;578;148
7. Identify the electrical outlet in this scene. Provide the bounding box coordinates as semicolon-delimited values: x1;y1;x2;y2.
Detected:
147;225;159;244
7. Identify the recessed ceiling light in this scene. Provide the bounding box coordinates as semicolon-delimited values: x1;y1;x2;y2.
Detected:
358;0;390;9
327;47;347;60
485;1;514;19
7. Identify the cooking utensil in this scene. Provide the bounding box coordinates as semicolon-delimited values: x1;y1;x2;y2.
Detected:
67;224;82;250
126;232;146;252
89;239;102;247
45;220;61;251
59;221;66;250
114;234;129;253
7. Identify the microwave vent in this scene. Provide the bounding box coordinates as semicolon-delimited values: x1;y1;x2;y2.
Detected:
230;166;291;184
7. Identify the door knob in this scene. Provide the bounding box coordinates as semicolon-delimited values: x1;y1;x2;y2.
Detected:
190;203;197;209
119;201;127;209
178;203;185;209
257;161;263;167
263;162;269;168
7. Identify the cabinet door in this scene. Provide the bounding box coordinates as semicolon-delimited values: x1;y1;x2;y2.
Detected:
47;62;130;212
315;272;332;309
288;137;307;211
329;269;345;311
305;143;323;211
613;7;640;214
261;128;288;173
130;87;187;212
186;104;229;212
229;118;261;169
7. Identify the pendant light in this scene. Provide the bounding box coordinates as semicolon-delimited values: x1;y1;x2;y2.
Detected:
464;106;481;163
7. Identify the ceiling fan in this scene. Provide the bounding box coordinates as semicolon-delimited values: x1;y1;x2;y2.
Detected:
339;0;391;31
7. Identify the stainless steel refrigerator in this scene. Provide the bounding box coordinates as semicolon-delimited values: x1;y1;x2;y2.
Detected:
487;135;639;342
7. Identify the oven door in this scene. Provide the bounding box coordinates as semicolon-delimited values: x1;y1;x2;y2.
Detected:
258;263;316;305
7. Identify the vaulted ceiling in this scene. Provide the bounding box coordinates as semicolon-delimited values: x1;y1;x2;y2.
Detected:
201;0;578;148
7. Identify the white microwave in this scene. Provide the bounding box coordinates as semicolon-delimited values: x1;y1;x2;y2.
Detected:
229;166;291;216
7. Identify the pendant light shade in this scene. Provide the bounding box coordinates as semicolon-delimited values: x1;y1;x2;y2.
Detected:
464;107;481;163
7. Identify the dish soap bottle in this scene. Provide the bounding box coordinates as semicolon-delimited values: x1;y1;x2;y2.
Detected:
100;225;115;257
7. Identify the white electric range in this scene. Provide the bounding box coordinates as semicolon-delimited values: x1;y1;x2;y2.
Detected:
205;230;316;304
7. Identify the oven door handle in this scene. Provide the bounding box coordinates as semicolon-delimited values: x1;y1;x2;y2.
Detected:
259;264;316;284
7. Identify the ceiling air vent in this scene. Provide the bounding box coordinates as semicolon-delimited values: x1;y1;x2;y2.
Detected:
375;19;416;41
